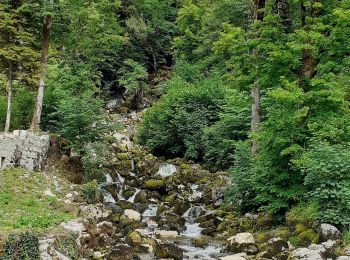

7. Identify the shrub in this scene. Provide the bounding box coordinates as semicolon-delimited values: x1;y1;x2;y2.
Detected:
298;142;350;226
2;232;40;259
54;91;104;152
138;76;225;160
81;142;114;182
82;180;101;204
286;202;318;229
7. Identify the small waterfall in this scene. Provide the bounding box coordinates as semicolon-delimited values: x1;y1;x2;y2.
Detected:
127;188;141;203
142;204;158;228
182;206;206;238
105;173;113;183
100;189;116;204
157;163;177;178
189;184;203;201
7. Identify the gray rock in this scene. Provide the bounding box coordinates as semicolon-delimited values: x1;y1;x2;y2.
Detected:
291;248;323;260
320;223;341;242
321;240;337;250
226;233;259;255
337;257;350;260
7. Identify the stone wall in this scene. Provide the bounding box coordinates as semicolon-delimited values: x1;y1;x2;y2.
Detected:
0;130;50;171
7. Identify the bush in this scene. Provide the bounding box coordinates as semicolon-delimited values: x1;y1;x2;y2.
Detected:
54;91;104;152
82;180;101;204
286;202;318;229
2;232;40;259
81;142;114;182
138;76;225;160
298;142;350;226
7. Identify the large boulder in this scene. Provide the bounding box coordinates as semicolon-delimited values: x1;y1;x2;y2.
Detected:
291;247;323;260
119;209;141;227
226;233;259;255
320;224;341;242
154;243;183;260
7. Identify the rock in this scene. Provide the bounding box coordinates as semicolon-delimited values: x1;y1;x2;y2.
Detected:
219;253;248;260
119;209;142;228
124;209;142;221
212;187;225;207
337;257;350;260
106;98;124;110
126;231;142;245
60;219;86;233
226;233;259;255
267;237;289;255
321;240;337;250
320;223;341;242
173;198;190;215
155;230;179;239
193;236;209;248
80;204;113;220
308;243;336;259
154;243;183;260
143;179;166;190
44;189;55;197
108;244;136;260
291;247;323;260
96;221;113;236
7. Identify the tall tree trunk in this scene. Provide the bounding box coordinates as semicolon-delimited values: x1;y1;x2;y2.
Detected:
30;14;53;132
251;86;261;155
251;0;266;155
5;62;13;133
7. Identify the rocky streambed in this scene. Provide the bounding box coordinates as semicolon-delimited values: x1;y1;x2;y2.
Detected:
39;112;350;260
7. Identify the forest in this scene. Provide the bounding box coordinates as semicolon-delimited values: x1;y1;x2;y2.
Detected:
1;0;350;259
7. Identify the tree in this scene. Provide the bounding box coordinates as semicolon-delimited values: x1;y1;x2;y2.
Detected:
0;0;38;132
30;0;53;132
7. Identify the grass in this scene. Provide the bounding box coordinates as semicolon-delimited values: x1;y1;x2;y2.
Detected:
0;168;75;231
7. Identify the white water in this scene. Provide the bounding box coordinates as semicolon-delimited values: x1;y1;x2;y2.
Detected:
142;204;158;228
100;189;116;204
180;243;222;260
182;221;203;238
189;184;203;201
105;173;113;183
127;188;141;203
157;163;177;178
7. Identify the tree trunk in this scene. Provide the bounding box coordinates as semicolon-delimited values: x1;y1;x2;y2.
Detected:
251;0;266;155
5;62;13;133
251;86;261;155
30;14;53;132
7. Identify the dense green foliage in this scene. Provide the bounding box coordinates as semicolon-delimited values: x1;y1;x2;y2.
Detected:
1;0;350;229
1;232;39;260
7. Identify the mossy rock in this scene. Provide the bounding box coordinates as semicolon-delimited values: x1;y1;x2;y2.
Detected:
165;194;175;204
126;231;142;245
180;164;191;170
193;236;209;248
256;213;274;228
143;179;165;190
239;217;254;232
117;153;129;160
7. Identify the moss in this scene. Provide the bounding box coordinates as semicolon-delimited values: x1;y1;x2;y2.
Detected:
289;236;301;247
256;213;274;228
126;231;142;245
180;164;191;170
117;153;129;160
82;180;101;204
255;231;271;244
144;179;165;190
286;202;318;228
239;217;253;231
298;229;319;247
295;223;308;234
165;194;175;204
193;236;209;248
272;227;290;240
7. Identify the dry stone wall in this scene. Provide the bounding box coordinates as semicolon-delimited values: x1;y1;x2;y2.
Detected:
0;130;50;171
